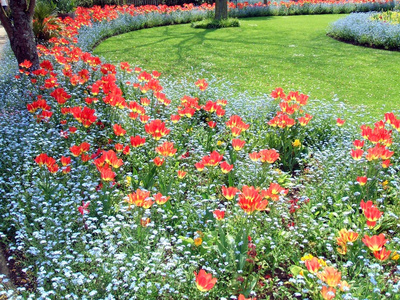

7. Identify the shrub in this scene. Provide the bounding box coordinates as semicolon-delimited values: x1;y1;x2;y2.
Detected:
191;17;240;28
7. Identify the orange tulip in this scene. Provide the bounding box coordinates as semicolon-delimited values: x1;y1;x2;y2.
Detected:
258;149;279;164
102;150;123;169
153;157;165;167
339;280;351;292
382;159;391;168
170;114;181;123
362;234;387;252
379;145;390;159
155;141;177;157
19;59;33;70
195;79;208;91
177;170;187;179
50;87;71;105
202;151;223;167
140;97;151;106
374;247;391;261
298;113;313;126
268;113;295;128
208;121;217;128
145;119;170;140
305;257;321;273
226;115;249;136
336;118;345;126
35;153;49;167
365;146;381;161
70;142;90;157
363;206;383;228
221;186;239;200
360;199;375;211
356;176;367;185
47;163;59;174
261;182;288;201
271;87;286;99
232;138;246;151
115;143;124;152
127;189;151;208
140;218;151;227
317;266;341;287
353;139;364;149
350;149;363;160
238;186;268;214
203;100;219;113
220;161;234;173
99;164;115;182
337;228;359;244
154;193;170;205
238;294;257;300
194;269;217;292
249;152;260;162
195;162;205;171
213;210;225;220
130;135;146;147
320;286;336;300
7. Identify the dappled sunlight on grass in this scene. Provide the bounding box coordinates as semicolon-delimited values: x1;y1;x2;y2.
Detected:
95;14;400;120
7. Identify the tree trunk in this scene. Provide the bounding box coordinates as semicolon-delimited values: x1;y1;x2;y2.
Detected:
0;0;39;71
215;0;228;21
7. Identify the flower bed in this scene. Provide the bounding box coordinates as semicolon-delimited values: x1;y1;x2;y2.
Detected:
72;1;396;52
230;0;394;18
0;2;400;299
371;10;400;24
327;11;400;50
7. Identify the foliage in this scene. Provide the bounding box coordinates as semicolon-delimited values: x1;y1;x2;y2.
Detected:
33;0;63;42
37;0;77;13
54;0;77;14
191;17;240;28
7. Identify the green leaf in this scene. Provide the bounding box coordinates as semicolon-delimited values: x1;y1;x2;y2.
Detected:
178;236;194;246
290;265;304;277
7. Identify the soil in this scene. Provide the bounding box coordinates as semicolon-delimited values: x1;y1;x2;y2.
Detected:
0;242;35;291
0;243;15;294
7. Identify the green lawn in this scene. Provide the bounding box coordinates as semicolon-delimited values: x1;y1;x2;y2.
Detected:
94;14;400;119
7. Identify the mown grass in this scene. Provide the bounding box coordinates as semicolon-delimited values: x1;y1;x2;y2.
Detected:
94;14;400;120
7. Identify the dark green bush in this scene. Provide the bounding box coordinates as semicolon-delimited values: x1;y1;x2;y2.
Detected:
191;17;240;29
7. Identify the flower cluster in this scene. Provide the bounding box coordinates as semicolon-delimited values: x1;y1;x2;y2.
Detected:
0;1;399;299
328;11;400;50
299;255;350;300
268;88;312;128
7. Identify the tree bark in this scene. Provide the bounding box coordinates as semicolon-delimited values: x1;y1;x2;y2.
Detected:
215;0;228;21
0;0;39;71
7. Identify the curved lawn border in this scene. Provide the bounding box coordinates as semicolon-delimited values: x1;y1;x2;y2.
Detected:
327;12;400;50
0;1;394;101
75;1;397;52
0;1;395;59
